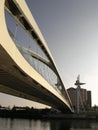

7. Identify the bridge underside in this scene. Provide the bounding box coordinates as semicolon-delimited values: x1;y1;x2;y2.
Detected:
0;45;71;113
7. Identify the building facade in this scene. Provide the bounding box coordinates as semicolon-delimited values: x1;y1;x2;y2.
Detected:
67;87;92;112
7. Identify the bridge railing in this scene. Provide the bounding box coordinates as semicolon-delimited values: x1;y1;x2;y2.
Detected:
8;26;66;99
16;41;63;96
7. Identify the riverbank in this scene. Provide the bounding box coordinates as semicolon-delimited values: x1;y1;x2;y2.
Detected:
43;112;98;120
0;107;98;120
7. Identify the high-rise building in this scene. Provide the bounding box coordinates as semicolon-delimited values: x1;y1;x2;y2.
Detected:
67;87;92;111
67;87;77;110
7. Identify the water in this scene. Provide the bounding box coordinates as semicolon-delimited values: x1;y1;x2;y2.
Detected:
0;118;98;130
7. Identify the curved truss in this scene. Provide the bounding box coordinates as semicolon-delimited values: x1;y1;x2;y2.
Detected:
0;0;73;112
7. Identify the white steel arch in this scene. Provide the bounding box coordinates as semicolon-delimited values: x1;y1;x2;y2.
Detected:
0;0;73;112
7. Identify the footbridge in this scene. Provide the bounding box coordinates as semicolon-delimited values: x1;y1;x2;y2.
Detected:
0;0;73;112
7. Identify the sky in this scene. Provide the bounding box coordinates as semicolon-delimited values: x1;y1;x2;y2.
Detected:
0;0;98;107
